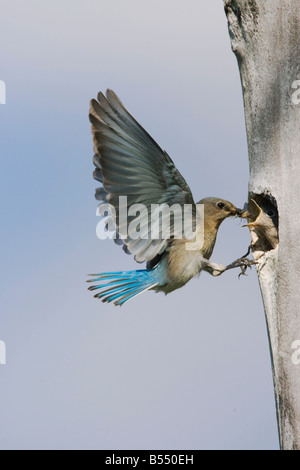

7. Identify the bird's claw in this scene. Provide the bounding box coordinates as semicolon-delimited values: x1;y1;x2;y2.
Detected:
226;257;257;276
237;257;257;277
225;246;257;277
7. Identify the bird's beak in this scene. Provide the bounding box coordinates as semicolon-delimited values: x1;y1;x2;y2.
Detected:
241;200;261;226
235;208;250;218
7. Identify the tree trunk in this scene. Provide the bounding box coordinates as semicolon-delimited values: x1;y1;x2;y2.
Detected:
224;0;300;450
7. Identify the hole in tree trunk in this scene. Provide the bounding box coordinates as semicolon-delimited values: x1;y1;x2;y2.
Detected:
246;192;279;252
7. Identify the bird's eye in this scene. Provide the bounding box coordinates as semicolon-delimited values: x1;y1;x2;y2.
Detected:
267;210;275;217
217;202;225;209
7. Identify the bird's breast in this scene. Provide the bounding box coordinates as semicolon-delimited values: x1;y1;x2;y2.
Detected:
166;222;218;284
167;239;206;284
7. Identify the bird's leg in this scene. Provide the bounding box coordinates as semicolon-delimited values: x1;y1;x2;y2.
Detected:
202;260;227;277
224;244;257;276
201;245;257;277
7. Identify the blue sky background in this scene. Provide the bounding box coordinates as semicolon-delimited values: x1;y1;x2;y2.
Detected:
0;0;279;449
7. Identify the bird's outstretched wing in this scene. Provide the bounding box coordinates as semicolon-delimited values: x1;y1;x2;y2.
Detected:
90;89;195;263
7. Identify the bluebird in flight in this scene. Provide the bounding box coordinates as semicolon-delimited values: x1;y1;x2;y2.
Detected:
87;90;248;306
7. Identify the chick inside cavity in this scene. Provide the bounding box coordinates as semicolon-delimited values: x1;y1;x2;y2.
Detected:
243;197;279;252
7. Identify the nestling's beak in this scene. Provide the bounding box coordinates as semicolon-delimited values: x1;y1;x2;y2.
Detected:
242;199;262;226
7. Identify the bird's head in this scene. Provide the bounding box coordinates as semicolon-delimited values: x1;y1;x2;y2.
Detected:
197;197;247;226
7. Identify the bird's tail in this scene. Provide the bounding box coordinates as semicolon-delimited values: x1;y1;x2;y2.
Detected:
87;268;159;306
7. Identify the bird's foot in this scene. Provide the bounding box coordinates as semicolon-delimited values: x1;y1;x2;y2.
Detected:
225;246;257;277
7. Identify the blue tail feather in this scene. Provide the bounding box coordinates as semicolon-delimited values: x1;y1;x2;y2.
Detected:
93;282;140;299
87;268;159;306
88;279;132;291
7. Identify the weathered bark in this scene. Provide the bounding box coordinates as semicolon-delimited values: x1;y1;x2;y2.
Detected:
224;0;300;450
